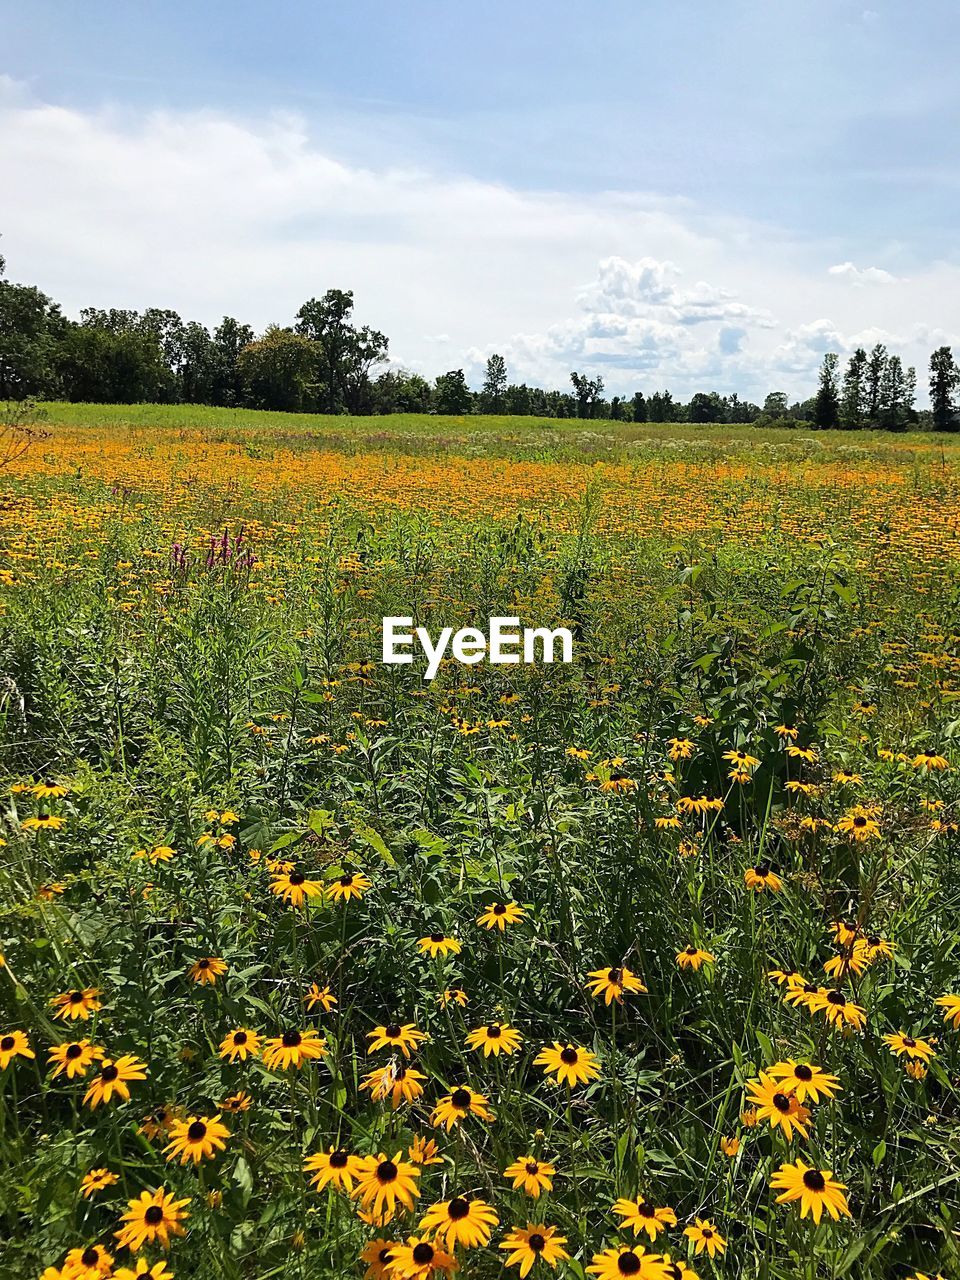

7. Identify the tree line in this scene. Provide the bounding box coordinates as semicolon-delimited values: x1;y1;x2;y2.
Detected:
1;252;958;428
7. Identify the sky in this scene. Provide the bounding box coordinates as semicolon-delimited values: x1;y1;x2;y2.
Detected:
2;0;959;402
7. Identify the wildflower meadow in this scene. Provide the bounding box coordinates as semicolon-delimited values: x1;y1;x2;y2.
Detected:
2;409;959;1280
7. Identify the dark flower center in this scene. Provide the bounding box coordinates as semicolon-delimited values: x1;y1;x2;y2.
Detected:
666;1267;683;1280
340;875;354;886
81;1248;99;1266
66;1044;83;1059
826;990;845;1006
493;903;506;914
144;1205;164;1224
329;1150;349;1168
794;1064;812;1080
867;935;880;947
377;1160;397;1183
637;1201;655;1216
853;816;866;827
451;1088;472;1108
282;1031;302;1047
430;933;444;943
233;1032;247;1045
755;862;771;876
702;1228;713;1238
188;1121;207;1141
803;1169;826;1191
529;1233;546;1252
70;991;84;1003
385;1023;402;1038
525;1161;540;1174
773;1093;791;1112
903;1036;916;1047
289;872;305;886
486;1024;502;1037
608;968;623;985
0;1036;13;1051
448;1197;470;1220
412;1243;434;1264
618;1253;642;1276
685;947;697;955
560;1047;578;1064
101;1064;119;1082
378;1248;394;1264
197;960;210;970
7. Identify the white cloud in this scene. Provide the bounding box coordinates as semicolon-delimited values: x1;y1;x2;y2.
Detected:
828;262;899;285
0;79;957;402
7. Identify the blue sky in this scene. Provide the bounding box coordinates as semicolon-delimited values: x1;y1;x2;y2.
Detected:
2;0;959;400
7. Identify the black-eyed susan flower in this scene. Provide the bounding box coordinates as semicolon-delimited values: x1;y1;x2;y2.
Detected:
439;988;469;1008
326;871;372;902
367;1022;427;1057
836;808;880;842
723;748;759;771
113;1257;175;1278
32;781;69;799
22;814;66;830
667;738;694;760
683;1219;726;1257
419;1195;499;1248
477;901;526;930
767;968;805;988
114;1187;190;1252
504;1156;555;1198
499;1224;570;1276
361;1062;427;1108
744;1072;810;1140
408;1135;443;1166
261;1028;327;1070
586;1244;669;1279
80;1168;119;1198
304;1146;365;1192
270;869;323;907
465;1021;522;1057
808;988;866;1032
218;1028;261;1063
48;1039;103;1079
883;1032;936;1062
585;966;648;1004
133;845;175;865
744;864;782;892
720;1137;740;1157
305;982;337;1012
388;1236;458;1278
768;1060;840;1103
533;1042;600;1088
912;750;949;771
352;1152;420;1219
0;1029;34;1070
221;1090;252;1113
676;946;714;971
51;988;102;1021
859;934;894;963
785;744;818;762
770;1159;851;1223
61;1245;114;1279
431;1085;495;1130
187;957;227;985
935;994;960;1028
360;1238;400;1280
164;1113;230;1164
417;934;461;958
613;1196;678;1239
83;1055;148;1108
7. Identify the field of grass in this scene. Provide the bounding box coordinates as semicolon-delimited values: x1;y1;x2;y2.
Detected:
2;406;960;1280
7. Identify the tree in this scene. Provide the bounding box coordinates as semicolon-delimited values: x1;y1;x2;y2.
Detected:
237;327;316;411
929;346;959;432
631;392;647;422
570;371;604;419
878;355;911;431
0;277;67;397
839;348;867;430
647;390;675;422
688;391;724;424
295;290;388;413
211;317;254;406
434;369;472;414
609;395;622;421
56;323;171;403
482;354;507;413
762;391;789;420
866;343;887;425
814;353;840;429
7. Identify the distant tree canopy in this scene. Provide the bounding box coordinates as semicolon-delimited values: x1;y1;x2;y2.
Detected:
0;251;953;429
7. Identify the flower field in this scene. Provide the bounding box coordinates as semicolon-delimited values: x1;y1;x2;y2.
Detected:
2;411;960;1280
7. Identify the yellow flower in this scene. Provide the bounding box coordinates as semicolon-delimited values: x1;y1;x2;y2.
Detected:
676;946;714;971
187;957;227;985
585;965;648;1004
533;1042;600;1088
83;1055;148;1108
883;1032;936;1062
417;934;461;958
503;1156;555;1198
367;1022;428;1057
431;1085;495;1130
586;1245;670;1279
683;1219;726;1257
114;1187;190;1252
326;871;372;902
419;1196;499;1249
261;1028;327;1070
465;1021;522;1057
218;1028;261;1062
304;1146;366;1192
80;1167;119;1198
51;987;102;1021
499;1224;570;1276
361;1062;427;1108
164;1114;230;1164
613;1196;678;1239
352;1152;421;1220
477;901;526;930
0;1029;35;1069
770;1159;851;1223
